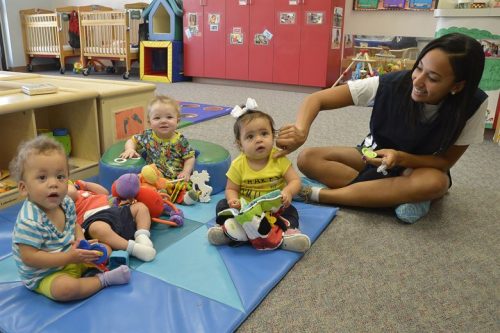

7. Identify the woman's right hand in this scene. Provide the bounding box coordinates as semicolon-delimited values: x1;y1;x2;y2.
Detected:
274;124;307;158
120;149;140;159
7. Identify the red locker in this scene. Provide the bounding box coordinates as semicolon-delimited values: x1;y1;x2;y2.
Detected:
299;0;334;87
273;0;302;85
249;0;275;83
204;0;226;78
225;0;249;80
183;0;204;77
183;0;226;78
183;0;346;87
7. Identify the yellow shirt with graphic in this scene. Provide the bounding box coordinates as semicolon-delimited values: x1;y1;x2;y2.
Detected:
226;148;291;201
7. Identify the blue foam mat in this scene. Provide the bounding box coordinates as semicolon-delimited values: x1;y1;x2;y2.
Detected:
0;198;337;332
0;208;17;261
0;272;245;333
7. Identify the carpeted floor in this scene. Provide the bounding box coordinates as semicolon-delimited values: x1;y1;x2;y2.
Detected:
32;71;500;332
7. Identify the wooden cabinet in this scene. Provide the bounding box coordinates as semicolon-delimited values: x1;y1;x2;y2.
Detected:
0;83;100;208
183;0;346;87
12;76;156;153
0;74;156;208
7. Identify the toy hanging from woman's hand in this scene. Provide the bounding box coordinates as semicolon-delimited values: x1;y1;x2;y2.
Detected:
362;147;388;175
112;173;184;227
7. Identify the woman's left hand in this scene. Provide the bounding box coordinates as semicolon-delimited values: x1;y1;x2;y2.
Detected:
370;149;399;169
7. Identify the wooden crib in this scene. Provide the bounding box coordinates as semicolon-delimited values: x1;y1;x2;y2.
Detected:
20;7;80;74
78;3;147;79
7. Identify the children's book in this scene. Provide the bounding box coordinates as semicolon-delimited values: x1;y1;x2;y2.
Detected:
217;190;285;250
21;83;58;96
217;190;283;225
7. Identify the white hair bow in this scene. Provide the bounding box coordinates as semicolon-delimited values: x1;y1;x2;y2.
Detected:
231;97;258;118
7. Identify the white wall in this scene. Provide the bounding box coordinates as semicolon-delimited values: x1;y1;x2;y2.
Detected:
2;0;438;69
1;0;152;69
343;1;437;37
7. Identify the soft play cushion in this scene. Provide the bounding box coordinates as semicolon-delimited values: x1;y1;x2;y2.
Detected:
98;139;230;194
99;141;145;190
190;139;231;194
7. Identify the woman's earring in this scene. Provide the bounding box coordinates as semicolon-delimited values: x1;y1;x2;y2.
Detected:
451;90;456;95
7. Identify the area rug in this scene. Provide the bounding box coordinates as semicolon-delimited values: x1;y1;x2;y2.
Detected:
179;101;232;128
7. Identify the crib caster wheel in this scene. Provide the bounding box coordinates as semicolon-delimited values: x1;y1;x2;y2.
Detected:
27;64;33;72
83;68;90;76
60;67;65;74
123;72;130;80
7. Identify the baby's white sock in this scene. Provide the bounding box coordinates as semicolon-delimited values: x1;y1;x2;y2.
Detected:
310;187;321;202
134;229;153;247
127;240;156;262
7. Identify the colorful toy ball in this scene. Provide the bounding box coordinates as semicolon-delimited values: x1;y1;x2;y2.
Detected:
112;173;140;199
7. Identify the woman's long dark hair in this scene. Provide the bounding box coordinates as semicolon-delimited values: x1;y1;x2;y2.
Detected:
397;33;485;152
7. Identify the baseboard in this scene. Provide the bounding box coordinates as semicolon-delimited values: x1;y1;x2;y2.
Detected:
9;64;139;76
192;77;322;93
10;64;57;72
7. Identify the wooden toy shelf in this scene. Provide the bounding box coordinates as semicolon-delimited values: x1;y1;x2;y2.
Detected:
0;82;100;208
10;76;156;152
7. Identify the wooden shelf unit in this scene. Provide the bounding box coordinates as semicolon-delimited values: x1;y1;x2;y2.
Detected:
0;83;100;209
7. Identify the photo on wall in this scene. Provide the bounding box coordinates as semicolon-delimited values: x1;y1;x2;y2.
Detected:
306;12;324;25
334;7;343;28
279;12;296;24
332;28;341;49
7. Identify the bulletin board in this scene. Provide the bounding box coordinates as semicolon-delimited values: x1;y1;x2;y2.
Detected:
353;0;437;11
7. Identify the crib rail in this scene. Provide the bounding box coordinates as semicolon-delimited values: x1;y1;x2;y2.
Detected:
80;11;130;57
21;11;60;55
20;7;81;73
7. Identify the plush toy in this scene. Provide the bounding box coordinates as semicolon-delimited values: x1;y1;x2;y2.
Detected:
139;164;195;205
217;190;286;250
136;186;184;227
112;173;184;227
190;170;213;203
111;173;140;200
139;164;170;191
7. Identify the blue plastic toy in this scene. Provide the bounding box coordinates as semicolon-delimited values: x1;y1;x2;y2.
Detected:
108;250;129;270
77;239;108;265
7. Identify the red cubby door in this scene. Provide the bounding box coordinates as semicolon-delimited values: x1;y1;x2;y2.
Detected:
204;0;226;78
183;0;204;76
225;1;249;80
249;0;275;83
273;0;302;85
299;0;332;87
